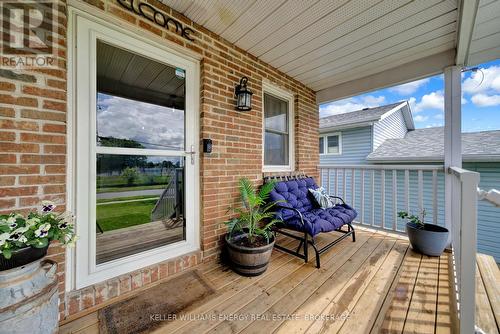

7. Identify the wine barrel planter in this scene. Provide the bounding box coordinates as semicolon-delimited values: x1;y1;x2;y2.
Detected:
225;233;275;276
0;259;59;334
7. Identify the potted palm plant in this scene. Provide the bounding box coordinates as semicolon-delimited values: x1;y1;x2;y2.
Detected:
224;178;282;276
399;210;449;256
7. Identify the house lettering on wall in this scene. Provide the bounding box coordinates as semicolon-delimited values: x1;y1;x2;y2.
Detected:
117;0;195;41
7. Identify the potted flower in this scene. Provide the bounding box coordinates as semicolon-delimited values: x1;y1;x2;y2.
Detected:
0;201;76;333
224;178;282;276
399;210;449;256
0;201;76;271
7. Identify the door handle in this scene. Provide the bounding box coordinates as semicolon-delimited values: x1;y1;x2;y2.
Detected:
186;145;195;165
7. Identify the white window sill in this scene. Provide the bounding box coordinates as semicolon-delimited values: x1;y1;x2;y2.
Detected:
263;165;294;173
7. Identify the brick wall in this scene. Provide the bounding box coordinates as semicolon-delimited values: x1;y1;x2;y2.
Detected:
0;0;318;320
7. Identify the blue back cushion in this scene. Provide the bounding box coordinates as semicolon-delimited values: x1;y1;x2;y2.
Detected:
269;177;318;220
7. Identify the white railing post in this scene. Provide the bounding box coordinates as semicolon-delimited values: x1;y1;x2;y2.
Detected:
449;167;480;334
444;66;462;243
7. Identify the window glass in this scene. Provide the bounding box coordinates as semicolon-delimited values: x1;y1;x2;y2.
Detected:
95;41;186;264
327;135;339;154
96;40;185;151
264;93;289;166
319;137;324;154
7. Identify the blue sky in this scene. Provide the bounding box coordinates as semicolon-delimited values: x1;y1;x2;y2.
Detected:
319;59;500;133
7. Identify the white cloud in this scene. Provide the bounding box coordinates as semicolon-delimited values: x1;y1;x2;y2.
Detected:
97;94;185;150
414;115;429;122
319;95;386;117
462;66;500;94
412;91;444;113
434;113;444;120
471;93;500;107
389;78;430;95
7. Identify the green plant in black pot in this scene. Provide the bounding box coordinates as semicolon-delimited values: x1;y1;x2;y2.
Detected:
0;201;77;270
224;178;282;276
399;209;449;257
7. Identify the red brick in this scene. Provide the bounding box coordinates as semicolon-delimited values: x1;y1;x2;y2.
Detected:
0;119;38;131
131;271;142;290
21;154;65;164
42;123;66;133
0;198;15;209
0;82;16;92
0;165;39;175
67;293;81;316
43;184;65;194
19;175;65;185
119;276;131;294
0;107;15;117
22;86;66;101
45;165;65;174
0;94;38;107
21;109;65;122
20;133;65;144
0;176;15;186
0;186;37;197
94;283;108;305
44;145;65;154
0;142;39;153
0;131;15;141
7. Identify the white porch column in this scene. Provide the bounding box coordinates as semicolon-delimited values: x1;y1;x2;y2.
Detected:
444;66;462;237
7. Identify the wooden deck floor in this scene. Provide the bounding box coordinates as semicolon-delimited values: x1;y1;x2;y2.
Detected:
62;228;500;334
151;229;456;334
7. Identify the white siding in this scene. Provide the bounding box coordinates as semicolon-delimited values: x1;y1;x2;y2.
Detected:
372;110;408;150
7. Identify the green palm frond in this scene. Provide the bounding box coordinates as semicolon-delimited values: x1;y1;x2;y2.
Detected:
225;177;284;244
258;181;276;202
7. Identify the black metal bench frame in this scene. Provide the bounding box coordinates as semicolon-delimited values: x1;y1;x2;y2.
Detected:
265;176;355;268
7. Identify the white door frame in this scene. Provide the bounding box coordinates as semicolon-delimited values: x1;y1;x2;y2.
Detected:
68;10;200;290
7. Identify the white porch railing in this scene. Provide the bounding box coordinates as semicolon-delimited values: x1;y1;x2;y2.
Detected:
319;164;445;233
449;167;480;334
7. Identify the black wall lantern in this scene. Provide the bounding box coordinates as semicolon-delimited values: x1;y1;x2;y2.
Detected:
235;76;253;111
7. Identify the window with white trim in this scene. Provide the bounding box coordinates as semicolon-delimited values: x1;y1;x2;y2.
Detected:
319;133;341;155
263;83;294;171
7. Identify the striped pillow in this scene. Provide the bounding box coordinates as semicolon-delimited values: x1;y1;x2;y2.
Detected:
308;187;335;209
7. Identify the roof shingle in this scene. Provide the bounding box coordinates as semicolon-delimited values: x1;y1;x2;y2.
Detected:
367;127;500;162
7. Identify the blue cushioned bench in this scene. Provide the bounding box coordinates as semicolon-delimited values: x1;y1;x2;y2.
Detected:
266;175;357;268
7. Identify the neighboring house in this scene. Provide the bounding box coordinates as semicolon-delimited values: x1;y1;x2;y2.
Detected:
319;102;500;262
319;101;414;165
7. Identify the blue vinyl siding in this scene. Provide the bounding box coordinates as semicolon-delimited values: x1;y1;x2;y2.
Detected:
320;165;500;263
372;110;407;150
320;126;372;165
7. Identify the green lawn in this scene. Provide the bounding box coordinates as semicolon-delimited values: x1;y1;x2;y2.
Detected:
96;195;159;204
96;184;166;193
96;199;157;232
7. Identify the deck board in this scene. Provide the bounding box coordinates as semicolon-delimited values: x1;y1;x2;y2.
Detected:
61;229;498;334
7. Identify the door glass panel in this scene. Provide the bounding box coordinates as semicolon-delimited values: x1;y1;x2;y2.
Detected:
96;155;185;264
95;40;186;264
96;40;185;151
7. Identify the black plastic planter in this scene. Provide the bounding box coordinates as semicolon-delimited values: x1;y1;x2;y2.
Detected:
0;246;49;271
406;222;449;256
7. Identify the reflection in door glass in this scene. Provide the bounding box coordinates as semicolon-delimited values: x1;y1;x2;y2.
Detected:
95;40;186;264
96;155;185;264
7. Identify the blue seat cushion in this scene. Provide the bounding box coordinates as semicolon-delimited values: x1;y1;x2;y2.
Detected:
282;205;357;236
269;177;357;237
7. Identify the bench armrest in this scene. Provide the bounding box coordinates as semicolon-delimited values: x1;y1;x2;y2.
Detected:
328;195;346;205
274;204;305;226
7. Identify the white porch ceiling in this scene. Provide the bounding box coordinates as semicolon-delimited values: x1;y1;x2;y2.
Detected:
467;0;500;65
160;0;500;102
